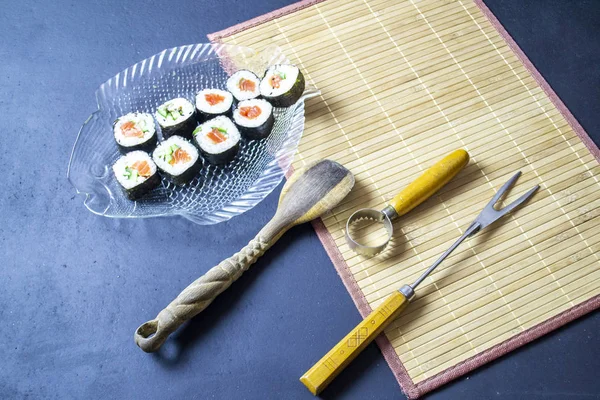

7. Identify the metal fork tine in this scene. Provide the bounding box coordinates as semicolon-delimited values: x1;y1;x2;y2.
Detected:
484;171;521;211
494;184;540;219
472;172;540;232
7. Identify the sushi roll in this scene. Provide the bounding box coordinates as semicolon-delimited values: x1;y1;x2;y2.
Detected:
232;99;274;140
193;116;240;165
152;136;202;185
113;112;157;154
259;64;305;108
226;70;261;102
112;151;160;200
154;98;196;140
195;89;234;122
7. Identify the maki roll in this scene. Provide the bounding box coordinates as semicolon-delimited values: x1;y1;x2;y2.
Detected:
113;112;157;154
154;98;196;140
259;64;305;108
112;151;160;200
232;99;274;140
226;70;261;102
193;116;240;165
195;89;234;122
152;136;202;185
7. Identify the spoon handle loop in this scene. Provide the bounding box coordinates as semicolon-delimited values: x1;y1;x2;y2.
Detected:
134;236;270;352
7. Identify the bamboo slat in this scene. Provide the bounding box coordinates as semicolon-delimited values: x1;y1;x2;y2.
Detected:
217;0;600;384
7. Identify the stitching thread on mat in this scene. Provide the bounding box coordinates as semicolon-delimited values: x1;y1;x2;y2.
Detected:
207;0;600;398
416;294;600;393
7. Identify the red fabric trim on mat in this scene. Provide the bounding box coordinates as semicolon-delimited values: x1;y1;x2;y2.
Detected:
416;293;600;395
207;0;328;42
209;0;600;398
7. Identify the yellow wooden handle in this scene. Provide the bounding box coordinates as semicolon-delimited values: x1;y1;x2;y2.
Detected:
300;291;409;395
391;149;469;217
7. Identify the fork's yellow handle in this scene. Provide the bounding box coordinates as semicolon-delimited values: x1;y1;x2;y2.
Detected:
300;291;409;395
391;149;469;217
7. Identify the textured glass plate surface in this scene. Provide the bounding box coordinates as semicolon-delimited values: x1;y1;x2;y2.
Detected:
68;43;318;224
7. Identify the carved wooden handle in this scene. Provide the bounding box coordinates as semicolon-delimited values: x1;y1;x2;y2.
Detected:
134;237;269;352
300;291;408;395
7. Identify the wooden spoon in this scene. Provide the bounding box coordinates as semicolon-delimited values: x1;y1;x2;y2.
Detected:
135;159;355;352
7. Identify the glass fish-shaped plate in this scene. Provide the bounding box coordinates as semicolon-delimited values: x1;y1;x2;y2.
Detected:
68;43;318;224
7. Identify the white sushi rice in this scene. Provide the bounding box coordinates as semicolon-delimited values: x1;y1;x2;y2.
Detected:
260;65;299;97
113;113;155;147
233;99;272;128
154;98;195;127
152;136;199;176
226;70;261;101
195;89;233;115
112;151;157;190
194;116;240;155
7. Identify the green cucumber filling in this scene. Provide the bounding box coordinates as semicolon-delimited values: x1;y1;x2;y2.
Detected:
123;166;139;181
158;103;185;121
139;119;149;132
211;126;227;134
159;144;181;163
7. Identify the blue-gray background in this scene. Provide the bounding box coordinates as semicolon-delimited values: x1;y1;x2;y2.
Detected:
1;0;599;399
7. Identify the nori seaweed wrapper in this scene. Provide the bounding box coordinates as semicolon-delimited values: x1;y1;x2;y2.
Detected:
236;113;274;140
160;157;203;186
116;133;157;155
159;111;197;141
196;107;233;124
124;172;161;200
199;142;240;165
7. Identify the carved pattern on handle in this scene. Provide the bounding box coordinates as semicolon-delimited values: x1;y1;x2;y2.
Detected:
135;237;269;352
300;291;408;395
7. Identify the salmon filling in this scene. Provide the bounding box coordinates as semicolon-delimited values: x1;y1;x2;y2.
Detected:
121;121;144;138
239;106;262;119
269;74;282;89
130;161;151;177
170;148;191;165
239;78;256;92
204;93;225;106
157;143;194;166
207;127;228;144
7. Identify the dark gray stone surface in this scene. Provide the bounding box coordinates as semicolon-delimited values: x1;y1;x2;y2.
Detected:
1;0;598;398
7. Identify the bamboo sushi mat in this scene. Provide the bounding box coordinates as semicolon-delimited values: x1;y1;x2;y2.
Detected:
210;0;600;397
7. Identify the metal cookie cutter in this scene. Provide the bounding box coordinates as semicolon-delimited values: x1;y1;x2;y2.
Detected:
346;149;470;257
